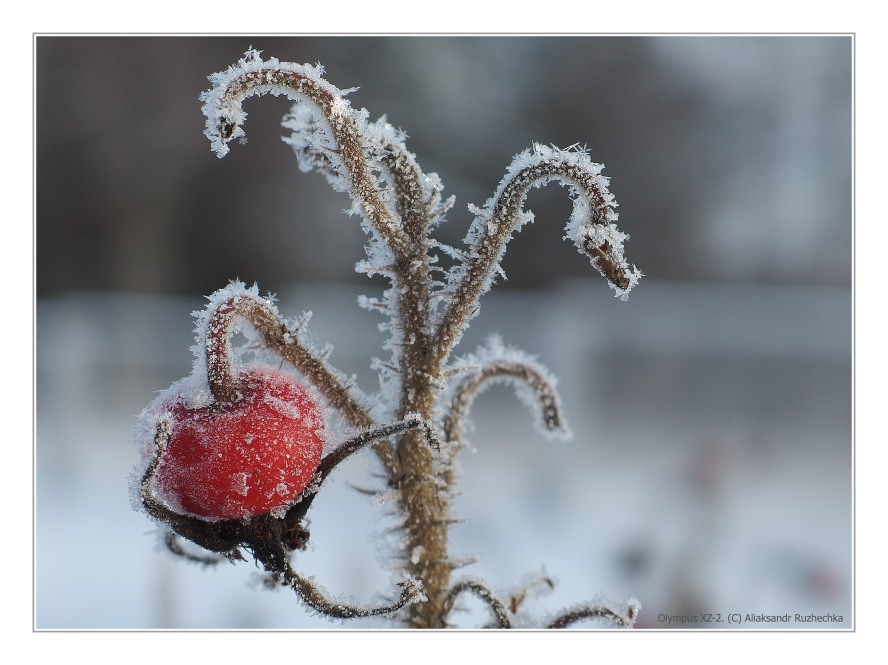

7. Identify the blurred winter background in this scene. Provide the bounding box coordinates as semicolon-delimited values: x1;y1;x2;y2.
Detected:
35;36;852;629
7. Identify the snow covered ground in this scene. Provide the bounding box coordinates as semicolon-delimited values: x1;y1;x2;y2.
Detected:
35;279;851;629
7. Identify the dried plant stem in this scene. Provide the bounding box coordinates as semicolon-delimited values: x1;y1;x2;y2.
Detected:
166;49;645;628
437;579;512;628
392;265;446;626
547;600;640;629
444;359;566;446
432;156;626;370
205;286;448;626
202;293;394;462
203;57;445;626
206;65;409;257
315;416;440;491
163;531;232;567
395;440;450;627
378;137;433;245
351;127;446;623
282;563;424;619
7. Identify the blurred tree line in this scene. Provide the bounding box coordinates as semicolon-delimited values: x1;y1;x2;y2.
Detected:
36;36;851;297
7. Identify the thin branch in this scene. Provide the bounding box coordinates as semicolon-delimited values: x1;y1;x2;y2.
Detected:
436;578;512;628
282;564;425;620
374;124;434;245
547;598;641;629
163;530;241;566
316;415;441;488
432;144;640;370
201;286;374;428
444;356;569;448
137;51;647;629
200;286;404;475
201;49;409;258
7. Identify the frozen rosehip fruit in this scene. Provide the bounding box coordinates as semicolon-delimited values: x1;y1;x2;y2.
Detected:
153;366;324;520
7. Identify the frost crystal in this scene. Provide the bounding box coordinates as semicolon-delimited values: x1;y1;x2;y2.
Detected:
133;49;642;629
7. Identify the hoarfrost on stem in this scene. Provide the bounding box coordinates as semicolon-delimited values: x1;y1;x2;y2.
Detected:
132;48;642;629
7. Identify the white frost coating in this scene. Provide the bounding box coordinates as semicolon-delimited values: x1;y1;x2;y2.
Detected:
578;214;645;301
128;372;213;515
540;593;641;629
201;48;337;159
188;280;273;386
447;143;641;303
370;488;401;507
264;394;302;420
128;364;333;522
450;335;572;442
615;265;645;301
130;279;349;518
189;280;368;438
282;102;348;190
363;116;454;229
146;52;644;624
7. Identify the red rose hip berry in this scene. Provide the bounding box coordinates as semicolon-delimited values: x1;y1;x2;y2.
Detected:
153;365;324;520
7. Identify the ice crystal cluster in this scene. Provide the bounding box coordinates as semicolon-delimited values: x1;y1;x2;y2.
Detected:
132;48;642;629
